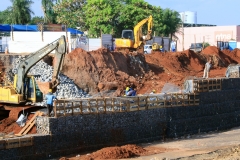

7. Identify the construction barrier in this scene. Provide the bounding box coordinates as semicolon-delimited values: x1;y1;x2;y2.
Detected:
184;78;222;93
0;137;33;149
53;93;199;117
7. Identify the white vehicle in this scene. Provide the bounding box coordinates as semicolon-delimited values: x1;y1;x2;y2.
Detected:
144;45;152;54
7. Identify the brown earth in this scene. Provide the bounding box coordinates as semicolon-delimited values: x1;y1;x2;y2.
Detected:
62;46;239;96
59;144;176;160
0;113;36;134
2;46;236;135
1;46;240;154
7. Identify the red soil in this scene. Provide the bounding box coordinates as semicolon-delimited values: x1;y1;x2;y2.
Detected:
60;144;175;160
0;113;36;134
62;46;235;95
0;45;239;135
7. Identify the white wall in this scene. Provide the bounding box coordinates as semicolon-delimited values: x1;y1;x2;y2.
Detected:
89;38;101;51
8;32;71;53
0;36;10;52
175;26;237;51
76;38;101;51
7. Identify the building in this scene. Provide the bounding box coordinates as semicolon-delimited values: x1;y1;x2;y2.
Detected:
175;25;240;51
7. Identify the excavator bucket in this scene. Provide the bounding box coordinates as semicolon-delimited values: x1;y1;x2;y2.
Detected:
36;81;58;95
36;81;52;95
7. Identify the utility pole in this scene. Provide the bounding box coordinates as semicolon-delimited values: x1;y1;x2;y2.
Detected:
182;12;185;51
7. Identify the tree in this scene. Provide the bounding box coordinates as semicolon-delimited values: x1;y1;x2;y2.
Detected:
118;0;153;32
0;8;12;24
151;6;163;36
84;0;122;37
53;0;86;28
42;0;57;23
30;16;44;25
53;0;182;39
9;0;34;24
83;0;154;37
157;8;182;39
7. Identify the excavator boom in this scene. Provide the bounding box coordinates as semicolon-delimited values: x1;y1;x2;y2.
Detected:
115;15;153;52
0;35;67;104
133;15;153;48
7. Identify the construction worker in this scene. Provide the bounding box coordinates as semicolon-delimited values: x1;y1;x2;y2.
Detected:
125;86;136;96
150;90;156;94
45;89;58;116
160;46;163;52
125;87;130;96
203;59;212;79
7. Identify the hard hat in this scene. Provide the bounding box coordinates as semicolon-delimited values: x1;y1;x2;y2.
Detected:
152;90;156;93
49;89;52;92
126;87;129;91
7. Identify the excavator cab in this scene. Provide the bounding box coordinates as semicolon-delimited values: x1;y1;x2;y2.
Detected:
115;30;134;48
115;15;153;51
23;76;43;103
122;30;134;40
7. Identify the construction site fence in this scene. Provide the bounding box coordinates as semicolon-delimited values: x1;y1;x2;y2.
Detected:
0;136;33;149
53;93;199;118
192;78;222;92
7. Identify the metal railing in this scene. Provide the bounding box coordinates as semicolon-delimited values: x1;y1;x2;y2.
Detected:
53;93;199;117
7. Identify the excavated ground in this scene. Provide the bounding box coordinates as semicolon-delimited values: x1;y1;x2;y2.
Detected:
1;46;240;159
62;46;240;96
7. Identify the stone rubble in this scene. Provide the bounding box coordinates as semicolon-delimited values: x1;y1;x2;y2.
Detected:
8;56;89;101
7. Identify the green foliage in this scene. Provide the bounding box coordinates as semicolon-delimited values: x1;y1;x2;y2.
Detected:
53;0;182;38
157;8;182;38
203;42;210;49
9;0;34;24
53;0;86;28
118;0;153;33
84;0;122;37
0;8;12;24
151;6;162;36
42;0;57;24
30;16;44;25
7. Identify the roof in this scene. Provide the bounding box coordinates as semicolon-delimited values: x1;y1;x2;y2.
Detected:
0;24;83;34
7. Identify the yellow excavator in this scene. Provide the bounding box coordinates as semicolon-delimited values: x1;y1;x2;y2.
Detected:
0;35;67;104
115;15;153;53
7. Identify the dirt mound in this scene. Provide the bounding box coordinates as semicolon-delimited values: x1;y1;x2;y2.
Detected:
202;46;220;55
222;48;240;64
61;144;175;160
85;144;146;159
63;47;240;95
0;113;36;134
200;46;238;68
62;48;151;96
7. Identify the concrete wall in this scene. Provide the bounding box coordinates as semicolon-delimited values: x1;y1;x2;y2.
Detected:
0;36;10;52
175;26;238;51
1;78;240;159
77;38;102;51
8;32;71;53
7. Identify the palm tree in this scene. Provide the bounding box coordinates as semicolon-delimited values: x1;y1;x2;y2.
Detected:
41;0;57;24
10;0;34;24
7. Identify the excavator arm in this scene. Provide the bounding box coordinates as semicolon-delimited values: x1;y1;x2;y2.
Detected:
15;35;67;94
133;15;153;48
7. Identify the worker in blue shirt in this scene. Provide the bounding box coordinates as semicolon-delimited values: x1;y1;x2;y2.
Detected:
45;89;57;116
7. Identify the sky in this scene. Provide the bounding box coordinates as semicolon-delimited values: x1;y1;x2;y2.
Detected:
0;0;239;26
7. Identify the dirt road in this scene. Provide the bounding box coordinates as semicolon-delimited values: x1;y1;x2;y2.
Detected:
129;127;240;160
63;127;240;160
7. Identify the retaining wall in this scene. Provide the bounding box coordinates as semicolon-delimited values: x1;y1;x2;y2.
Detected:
1;78;240;160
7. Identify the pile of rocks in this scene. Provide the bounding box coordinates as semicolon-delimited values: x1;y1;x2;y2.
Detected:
8;56;89;100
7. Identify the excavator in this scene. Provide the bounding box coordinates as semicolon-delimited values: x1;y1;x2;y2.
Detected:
0;35;67;120
115;15;153;53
